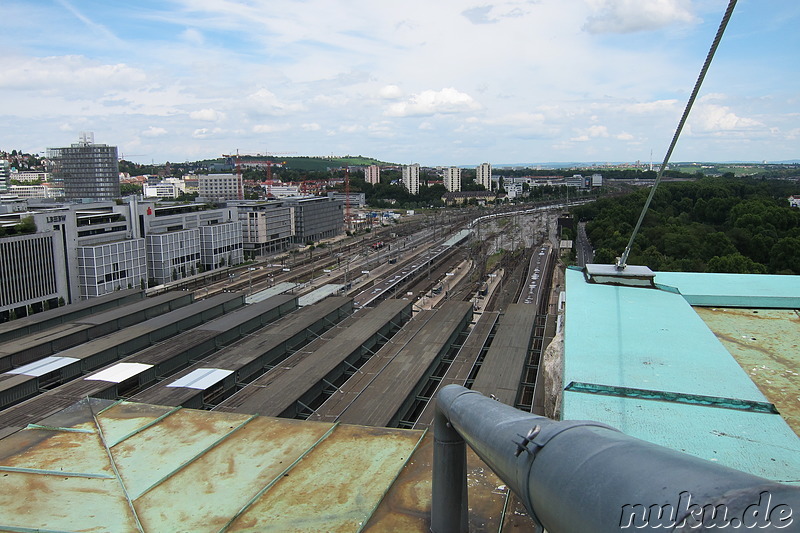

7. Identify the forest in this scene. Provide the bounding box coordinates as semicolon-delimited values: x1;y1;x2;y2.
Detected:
571;176;800;274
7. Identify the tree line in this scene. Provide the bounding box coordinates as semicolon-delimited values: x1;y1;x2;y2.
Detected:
572;176;800;274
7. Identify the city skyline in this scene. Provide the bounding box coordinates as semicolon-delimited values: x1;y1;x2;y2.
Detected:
1;1;798;166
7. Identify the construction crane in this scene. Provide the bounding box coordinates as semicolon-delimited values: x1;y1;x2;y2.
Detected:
344;167;351;231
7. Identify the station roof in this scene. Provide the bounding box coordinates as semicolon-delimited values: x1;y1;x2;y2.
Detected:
0;397;525;532
563;267;800;484
0;398;424;532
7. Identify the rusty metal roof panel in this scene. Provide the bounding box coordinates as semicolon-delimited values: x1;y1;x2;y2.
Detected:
694;306;800;437
227;423;423;532
0;398;441;533
135;415;337;532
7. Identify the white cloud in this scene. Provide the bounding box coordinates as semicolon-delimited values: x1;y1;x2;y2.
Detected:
301;123;322;131
246;88;305;116
569;125;611;142
378;85;404;100
583;0;696;34
385;88;481;117
252;123;291;133
623;99;680;114
192;127;223;139
180;28;204;45
339;124;364;134
419;122;434;130
483;112;546;127
616;131;635;141
189;108;225;121
0;55;146;91
688;104;762;134
142;126;167;137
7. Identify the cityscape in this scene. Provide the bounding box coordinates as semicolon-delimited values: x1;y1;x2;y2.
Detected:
0;1;798;531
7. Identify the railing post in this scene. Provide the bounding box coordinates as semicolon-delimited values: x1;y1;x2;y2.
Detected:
431;402;468;533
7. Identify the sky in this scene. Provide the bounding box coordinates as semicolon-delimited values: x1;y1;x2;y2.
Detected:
1;0;798;167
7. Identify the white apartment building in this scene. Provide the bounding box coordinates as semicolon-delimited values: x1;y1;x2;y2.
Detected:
261;184;301;198
144;182;180;199
8;184;52;199
476;163;492;190
444;167;461;192
10;170;50;183
402;164;420;195
199;173;241;200
364;164;380;185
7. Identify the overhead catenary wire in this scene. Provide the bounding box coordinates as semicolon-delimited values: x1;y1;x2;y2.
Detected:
616;0;738;270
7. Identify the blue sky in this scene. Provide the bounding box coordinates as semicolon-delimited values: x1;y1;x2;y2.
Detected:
1;0;798;166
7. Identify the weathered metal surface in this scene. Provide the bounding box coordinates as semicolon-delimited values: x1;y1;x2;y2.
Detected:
135;416;337;532
227;423;422;532
564;269;767;403
111;407;254;500
694;307;800;437
0;394;536;532
0;472;140;533
563;268;800;485
655;271;800;308
363;432;518;532
94;401;179;448
563;391;800;484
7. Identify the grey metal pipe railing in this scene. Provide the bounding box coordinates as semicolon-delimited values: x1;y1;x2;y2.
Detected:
432;385;800;532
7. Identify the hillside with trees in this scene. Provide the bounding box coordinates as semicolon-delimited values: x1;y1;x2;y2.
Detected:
572;176;800;274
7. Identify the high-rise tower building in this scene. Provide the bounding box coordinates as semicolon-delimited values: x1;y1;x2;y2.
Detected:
476;162;492;190
444;167;461;192
48;133;120;200
47;132;120;200
402;164;420;195
0;160;9;194
364;164;380;185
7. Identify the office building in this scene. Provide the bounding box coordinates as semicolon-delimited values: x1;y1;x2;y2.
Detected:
402;164;420;196
47;133;120;201
283;196;343;244
326;191;366;208
0;199;244;312
476;163;492;190
444;167;461;192
230;201;294;257
0;230;64;318
136;201;243;280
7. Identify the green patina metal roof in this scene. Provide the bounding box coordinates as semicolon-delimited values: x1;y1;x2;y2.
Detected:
564;268;800;484
0;399;426;532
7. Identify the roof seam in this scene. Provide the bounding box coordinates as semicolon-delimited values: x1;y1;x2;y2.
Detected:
564;381;778;414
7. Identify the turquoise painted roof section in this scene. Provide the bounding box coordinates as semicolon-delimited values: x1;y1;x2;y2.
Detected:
563;392;800;484
654;271;800;308
563;268;800;482
564;268;767;403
